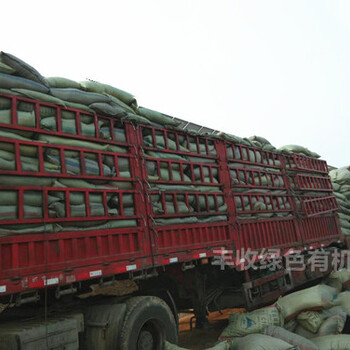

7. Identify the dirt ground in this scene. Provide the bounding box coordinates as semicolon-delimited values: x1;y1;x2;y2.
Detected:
178;309;245;349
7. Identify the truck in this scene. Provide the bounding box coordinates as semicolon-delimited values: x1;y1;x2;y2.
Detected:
0;72;343;349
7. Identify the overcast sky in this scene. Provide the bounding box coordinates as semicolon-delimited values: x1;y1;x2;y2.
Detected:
2;1;349;167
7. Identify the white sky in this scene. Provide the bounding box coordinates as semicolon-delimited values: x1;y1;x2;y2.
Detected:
2;0;349;167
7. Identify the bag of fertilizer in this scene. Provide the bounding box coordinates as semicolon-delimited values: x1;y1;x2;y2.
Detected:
124;112;152;125
317;313;346;337
218;305;283;339
263;325;319;350
0;51;49;87
46;77;81;89
295;308;347;339
279;144;320;158
137;107;180;127
105;94;135;113
12;88;66;106
330;167;350;185
0;223;57;236
248;135;273;146
328;291;350;314
80;80;136;106
325;269;350;292
297;310;326;333
276;284;337;320
0;61;15;74
0;175;55;187
89;102;127;117
50;88;111;106
227;334;293;350
0;73;49;93
38;134;109;151
312;335;350;350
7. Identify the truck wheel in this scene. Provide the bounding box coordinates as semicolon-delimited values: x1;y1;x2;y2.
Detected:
120;296;178;350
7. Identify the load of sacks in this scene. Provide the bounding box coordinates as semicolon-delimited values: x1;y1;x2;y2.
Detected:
216;134;326;221
329;166;350;236
218;135;291;220
0;51;182;128
0;51;229;231
142;129;228;225
0;172;138;237
166;272;350;350
215;133;321;159
0;51;326;231
0;51;324;156
0;97;137;236
0;52;145;236
225;136;330;220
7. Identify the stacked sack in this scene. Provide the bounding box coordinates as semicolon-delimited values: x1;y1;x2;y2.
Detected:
0;51;181;130
0;51;230;233
329;166;350;236
142;129;228;225
278;144;321;159
166;282;350;349
0;51;330;233
0;52;149;235
0;51;326;158
214;133;292;220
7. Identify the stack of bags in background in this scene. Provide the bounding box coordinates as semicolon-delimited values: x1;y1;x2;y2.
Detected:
329;166;350;236
167;276;350;349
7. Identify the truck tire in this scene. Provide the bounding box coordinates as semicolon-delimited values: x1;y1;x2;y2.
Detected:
120;296;178;350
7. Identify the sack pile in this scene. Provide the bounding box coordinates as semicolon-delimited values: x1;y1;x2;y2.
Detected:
0;51;333;233
167;282;350;349
0;51;182;128
329;166;350;236
142;128;228;225
0;51;230;233
221;135;292;220
279;144;321;159
0;52;147;235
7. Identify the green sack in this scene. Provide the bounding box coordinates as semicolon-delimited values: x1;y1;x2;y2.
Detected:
0;61;15;74
138;106;180;127
0;73;49;93
89;102;127;117
50;88;111;106
46;77;81;89
80;80;136;105
0;51;49;87
12;88;66;106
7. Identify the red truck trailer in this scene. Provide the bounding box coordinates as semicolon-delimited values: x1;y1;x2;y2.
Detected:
0;91;343;349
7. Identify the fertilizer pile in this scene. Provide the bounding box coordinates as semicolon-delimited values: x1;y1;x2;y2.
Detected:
168;274;350;349
0;51;230;234
0;51;330;234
